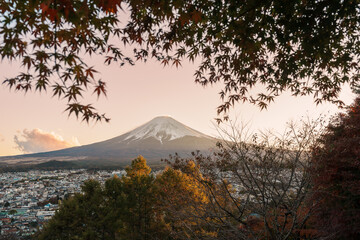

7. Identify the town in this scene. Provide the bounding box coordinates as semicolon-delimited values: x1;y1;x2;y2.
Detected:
0;169;126;238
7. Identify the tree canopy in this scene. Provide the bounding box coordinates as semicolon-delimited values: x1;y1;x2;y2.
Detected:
36;156;213;239
1;0;360;121
310;96;360;239
36;156;170;240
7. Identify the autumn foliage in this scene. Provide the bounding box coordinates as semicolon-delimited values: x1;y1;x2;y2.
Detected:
2;0;360;121
310;97;360;239
36;156;211;239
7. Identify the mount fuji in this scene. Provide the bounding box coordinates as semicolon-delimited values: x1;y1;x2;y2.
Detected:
0;116;217;168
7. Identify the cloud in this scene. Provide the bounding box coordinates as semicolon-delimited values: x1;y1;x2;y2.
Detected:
14;129;80;153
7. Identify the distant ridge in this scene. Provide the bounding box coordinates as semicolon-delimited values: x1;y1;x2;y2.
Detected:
0;116;217;167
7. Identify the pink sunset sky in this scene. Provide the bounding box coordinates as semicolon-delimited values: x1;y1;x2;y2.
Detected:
0;52;355;156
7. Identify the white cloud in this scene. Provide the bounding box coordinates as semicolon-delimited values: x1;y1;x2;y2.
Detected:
14;129;80;153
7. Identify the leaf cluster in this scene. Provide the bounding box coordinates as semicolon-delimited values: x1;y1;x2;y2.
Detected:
2;0;360;121
310;97;360;239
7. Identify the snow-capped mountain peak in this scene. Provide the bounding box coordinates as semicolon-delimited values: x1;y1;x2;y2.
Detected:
124;116;209;143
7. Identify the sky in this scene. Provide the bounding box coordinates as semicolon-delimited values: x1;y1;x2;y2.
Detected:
0;53;356;156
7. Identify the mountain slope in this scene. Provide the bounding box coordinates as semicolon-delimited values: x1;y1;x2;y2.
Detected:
0;116;217;166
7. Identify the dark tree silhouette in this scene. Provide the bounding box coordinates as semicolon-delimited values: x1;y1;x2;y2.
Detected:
1;0;360;121
311;96;360;239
